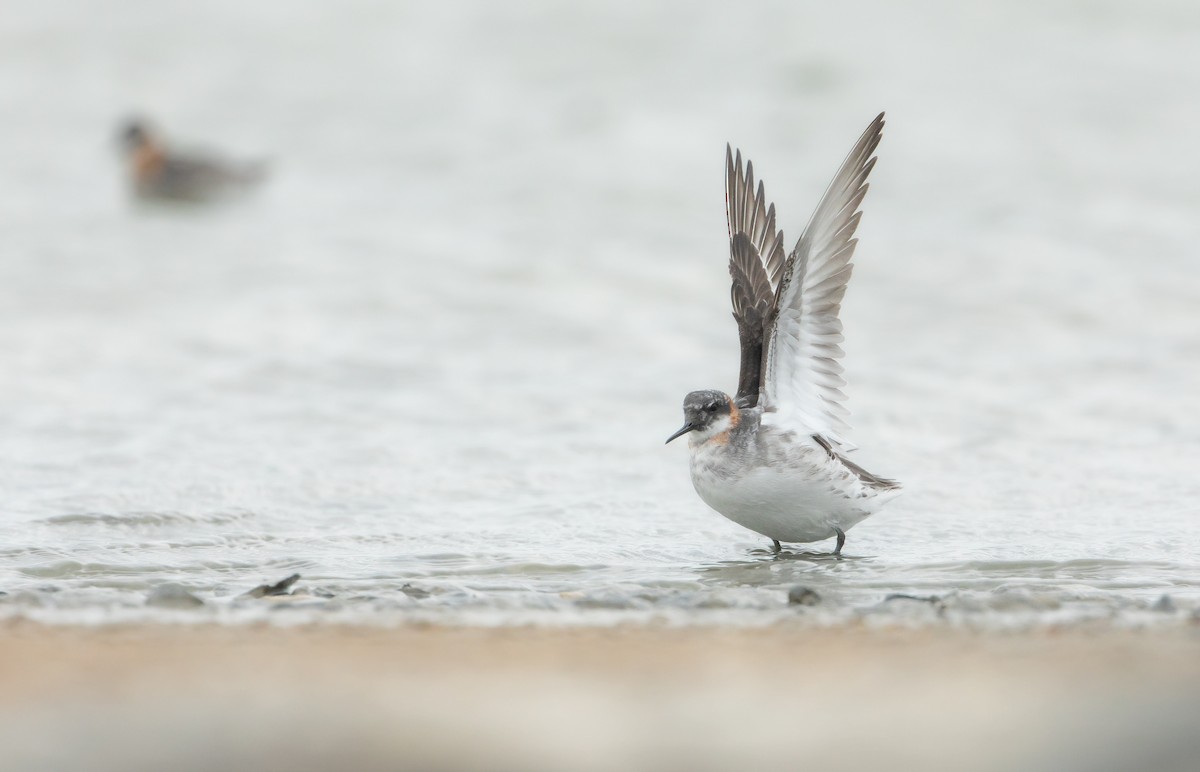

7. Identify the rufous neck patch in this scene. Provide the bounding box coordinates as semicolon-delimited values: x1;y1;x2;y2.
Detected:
132;141;166;180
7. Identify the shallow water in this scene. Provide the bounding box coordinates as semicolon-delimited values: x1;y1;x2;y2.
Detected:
2;0;1199;627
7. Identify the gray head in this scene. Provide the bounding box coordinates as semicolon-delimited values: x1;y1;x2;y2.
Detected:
665;389;736;444
117;118;152;154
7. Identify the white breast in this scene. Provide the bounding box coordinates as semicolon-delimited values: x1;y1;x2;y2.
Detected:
688;437;889;543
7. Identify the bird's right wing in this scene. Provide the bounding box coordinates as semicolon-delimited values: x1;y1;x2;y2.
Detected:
760;113;885;449
726;145;787;406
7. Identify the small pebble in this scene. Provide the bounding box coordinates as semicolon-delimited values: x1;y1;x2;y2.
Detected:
146;584;205;609
400;583;432;599
1152;595;1175;613
788;586;821;606
242;573;301;598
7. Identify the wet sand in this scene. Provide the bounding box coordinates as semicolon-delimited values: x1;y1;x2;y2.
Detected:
2;622;1199;771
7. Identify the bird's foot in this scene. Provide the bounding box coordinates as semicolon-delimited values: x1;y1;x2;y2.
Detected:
833;528;845;558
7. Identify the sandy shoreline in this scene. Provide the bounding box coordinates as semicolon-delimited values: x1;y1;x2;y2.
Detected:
3;622;1199;771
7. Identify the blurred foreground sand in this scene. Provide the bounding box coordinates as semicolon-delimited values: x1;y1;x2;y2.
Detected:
2;623;1199;772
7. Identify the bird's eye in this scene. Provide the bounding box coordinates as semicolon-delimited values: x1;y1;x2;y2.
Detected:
706;403;717;412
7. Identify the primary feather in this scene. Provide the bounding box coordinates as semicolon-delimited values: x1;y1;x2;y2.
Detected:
739;112;885;450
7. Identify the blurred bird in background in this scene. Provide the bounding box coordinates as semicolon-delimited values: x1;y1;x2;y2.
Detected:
116;117;267;203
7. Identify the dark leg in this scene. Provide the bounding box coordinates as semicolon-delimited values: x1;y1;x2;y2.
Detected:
772;539;782;553
833;528;846;557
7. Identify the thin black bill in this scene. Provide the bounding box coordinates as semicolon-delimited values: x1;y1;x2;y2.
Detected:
664;423;696;444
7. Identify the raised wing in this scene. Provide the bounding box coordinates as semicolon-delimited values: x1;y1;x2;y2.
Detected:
761;113;885;449
726;145;786;406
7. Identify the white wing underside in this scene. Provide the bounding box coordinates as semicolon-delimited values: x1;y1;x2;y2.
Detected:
761;113;885;451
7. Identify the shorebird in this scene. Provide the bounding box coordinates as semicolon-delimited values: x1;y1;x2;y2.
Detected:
117;118;266;203
666;113;900;556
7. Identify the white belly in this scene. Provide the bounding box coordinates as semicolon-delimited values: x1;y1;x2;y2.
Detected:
689;448;886;543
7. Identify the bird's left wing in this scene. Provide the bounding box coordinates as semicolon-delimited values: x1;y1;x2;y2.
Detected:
760;113;885;449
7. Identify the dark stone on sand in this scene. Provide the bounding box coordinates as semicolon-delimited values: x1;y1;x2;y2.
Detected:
242;574;301;599
1152;595;1175;613
400;583;431;599
787;586;821;606
146;584;206;609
